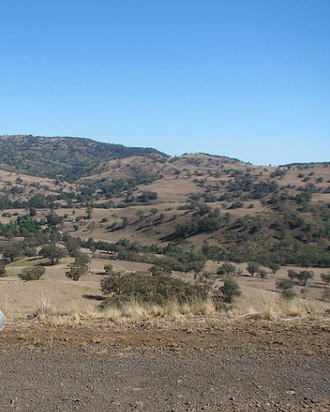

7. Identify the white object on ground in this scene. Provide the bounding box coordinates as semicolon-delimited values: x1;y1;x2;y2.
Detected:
0;310;4;332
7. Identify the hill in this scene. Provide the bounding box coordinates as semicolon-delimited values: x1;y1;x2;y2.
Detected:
0;134;329;269
0;135;167;180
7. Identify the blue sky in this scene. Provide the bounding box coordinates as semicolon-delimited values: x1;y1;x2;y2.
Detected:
1;0;329;165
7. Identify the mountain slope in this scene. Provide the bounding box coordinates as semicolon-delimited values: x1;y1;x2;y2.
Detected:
0;135;167;180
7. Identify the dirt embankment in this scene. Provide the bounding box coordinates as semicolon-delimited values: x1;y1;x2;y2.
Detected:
0;319;329;411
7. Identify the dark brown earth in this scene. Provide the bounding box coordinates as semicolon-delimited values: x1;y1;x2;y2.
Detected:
0;319;329;411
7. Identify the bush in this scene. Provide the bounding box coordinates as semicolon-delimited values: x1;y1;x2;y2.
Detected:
287;269;314;286
217;263;236;278
18;266;45;281
66;252;90;281
100;271;211;307
247;262;260;277
0;265;7;277
276;278;296;300
219;278;242;303
277;278;294;290
66;264;88;281
104;264;114;274
258;269;267;281
39;243;67;265
321;271;330;285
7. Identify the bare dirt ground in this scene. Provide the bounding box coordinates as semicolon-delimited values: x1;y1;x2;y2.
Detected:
0;319;329;412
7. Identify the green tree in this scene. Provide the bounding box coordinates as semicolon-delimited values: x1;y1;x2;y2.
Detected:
258;269;267;281
297;270;314;286
101;271;210;306
73;251;91;267
29;207;37;217
148;265;172;277
39;243;67;265
219;278;242;303
65;238;81;256
18;266;45;281
268;262;281;275
217;263;236;278
287;269;298;280
247;262;260;277
46;211;62;226
66;252;90;281
86;206;93;220
66;263;88;281
276;279;296;300
104;264;114;274
287;270;314;286
121;216;129;228
0;241;23;262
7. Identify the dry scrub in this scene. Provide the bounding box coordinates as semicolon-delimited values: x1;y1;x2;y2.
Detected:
2;294;327;329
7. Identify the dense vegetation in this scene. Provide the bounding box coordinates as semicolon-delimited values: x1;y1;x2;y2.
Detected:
0;135;166;180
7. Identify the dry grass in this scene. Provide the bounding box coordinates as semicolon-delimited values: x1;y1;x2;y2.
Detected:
14;298;218;327
232;296;323;321
14;295;326;329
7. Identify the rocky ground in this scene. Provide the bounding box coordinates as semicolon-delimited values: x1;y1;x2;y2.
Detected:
0;318;329;411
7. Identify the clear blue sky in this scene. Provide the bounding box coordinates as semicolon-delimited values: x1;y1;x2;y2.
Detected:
1;0;329;165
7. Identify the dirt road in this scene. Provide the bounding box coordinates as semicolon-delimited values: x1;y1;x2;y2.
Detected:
0;319;329;411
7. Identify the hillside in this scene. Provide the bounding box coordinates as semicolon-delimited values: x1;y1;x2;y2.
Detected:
0;135;329;269
0;135;167;180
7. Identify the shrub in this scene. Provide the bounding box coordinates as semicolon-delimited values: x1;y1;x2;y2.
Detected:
276;278;296;300
18;266;45;281
321;271;330;285
100;271;211;307
217;263;236;278
287;269;314;286
66;264;88;281
258;269;267;281
268;262;281;274
247;262;260;277
219;278;242;303
277;278;294;290
39;243;67;265
0;265;7;277
104;264;114;274
66;252;90;281
281;288;296;300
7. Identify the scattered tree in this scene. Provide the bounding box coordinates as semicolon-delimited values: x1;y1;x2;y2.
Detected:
287;269;314;286
268;262;281;275
104;264;114;274
258;269;267;281
219;278;242;303
217;263;236;278
66;252;90;281
247;262;260;277
39;243;67;265
276;279;296;300
0;241;23;262
18;266;45;281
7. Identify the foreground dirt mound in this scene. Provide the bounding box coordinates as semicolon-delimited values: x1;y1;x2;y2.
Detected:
0;319;329;411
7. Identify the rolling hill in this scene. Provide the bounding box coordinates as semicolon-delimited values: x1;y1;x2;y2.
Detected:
0;134;329;268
